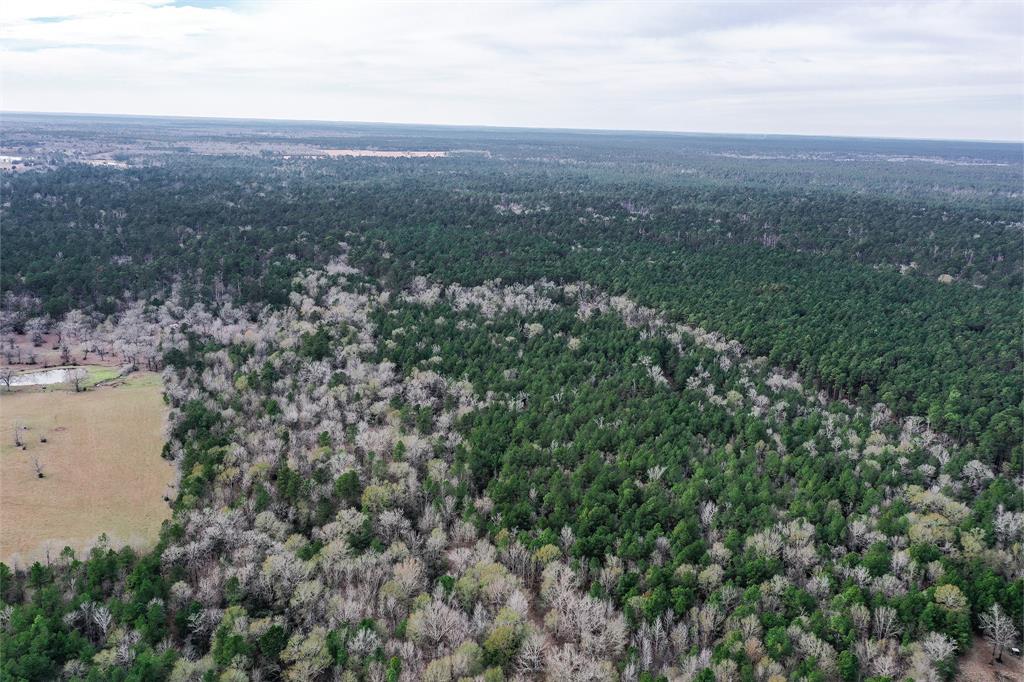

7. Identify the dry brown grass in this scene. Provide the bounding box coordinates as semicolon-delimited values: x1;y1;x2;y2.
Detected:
0;371;173;567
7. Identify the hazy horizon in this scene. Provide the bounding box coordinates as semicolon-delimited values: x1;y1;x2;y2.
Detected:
3;108;1021;146
3;1;1022;142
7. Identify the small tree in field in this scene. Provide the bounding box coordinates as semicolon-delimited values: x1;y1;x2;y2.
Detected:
68;368;88;392
0;368;12;391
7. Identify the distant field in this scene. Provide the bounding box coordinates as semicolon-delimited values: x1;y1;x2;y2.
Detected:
320;148;447;158
0;372;173;567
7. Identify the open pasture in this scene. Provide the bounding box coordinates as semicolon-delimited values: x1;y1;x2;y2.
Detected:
0;372;173;566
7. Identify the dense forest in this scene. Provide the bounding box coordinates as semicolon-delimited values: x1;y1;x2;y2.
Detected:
1;115;1021;681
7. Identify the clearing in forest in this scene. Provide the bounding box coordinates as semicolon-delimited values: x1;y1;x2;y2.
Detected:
0;372;173;567
319;148;448;158
956;635;1024;681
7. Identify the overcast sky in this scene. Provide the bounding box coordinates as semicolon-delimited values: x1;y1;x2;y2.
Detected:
2;0;1022;140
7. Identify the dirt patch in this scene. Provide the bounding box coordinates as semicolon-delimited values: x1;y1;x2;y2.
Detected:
0;372;173;567
957;635;1024;681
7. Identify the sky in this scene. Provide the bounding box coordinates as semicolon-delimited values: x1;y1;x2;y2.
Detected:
1;0;1022;141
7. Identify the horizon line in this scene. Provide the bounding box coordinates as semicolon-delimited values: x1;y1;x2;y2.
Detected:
2;108;1022;146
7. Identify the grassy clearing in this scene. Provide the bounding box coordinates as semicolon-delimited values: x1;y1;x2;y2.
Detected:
82;366;122;388
0;372;173;567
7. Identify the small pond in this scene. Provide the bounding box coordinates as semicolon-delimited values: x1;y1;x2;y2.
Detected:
10;368;77;386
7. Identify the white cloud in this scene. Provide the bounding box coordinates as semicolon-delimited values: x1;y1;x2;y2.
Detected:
1;0;1021;140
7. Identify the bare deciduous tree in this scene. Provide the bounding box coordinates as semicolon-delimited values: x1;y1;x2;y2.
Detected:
872;605;901;641
26;317;47;348
920;631;957;662
68;367;88;393
92;605;113;640
980;603;1018;663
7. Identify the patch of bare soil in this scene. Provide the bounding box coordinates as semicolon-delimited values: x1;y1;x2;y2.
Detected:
957;635;1024;682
